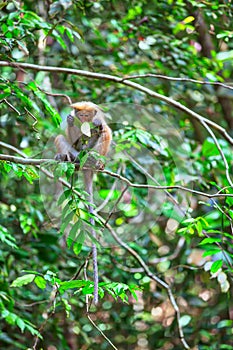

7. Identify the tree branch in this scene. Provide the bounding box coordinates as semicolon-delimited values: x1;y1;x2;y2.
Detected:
0;142;83;200
121;73;233;91
0;151;232;198
0;61;232;145
0;154;52;165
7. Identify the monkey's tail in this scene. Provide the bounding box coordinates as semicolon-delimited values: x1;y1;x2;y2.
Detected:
84;170;99;305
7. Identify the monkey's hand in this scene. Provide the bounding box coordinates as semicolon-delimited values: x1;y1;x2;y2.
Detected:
55;152;80;163
93;118;104;131
67;114;74;126
55;153;67;162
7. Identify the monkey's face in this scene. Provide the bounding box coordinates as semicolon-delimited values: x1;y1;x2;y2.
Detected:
76;110;97;123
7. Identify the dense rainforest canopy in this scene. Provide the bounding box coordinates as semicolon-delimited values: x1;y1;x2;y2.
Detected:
0;1;233;349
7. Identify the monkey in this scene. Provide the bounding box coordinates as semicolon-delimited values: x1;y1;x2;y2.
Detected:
54;101;112;304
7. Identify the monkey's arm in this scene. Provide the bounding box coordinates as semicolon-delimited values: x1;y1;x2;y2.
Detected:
55;114;82;162
66;114;82;145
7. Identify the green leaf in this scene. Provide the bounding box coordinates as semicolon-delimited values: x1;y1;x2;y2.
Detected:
195;221;203;235
128;284;141;300
54;162;68;179
73;242;82;256
52;29;67;50
34;276;47;289
11;274;35;287
203;249;221;257
210;259;223;273
217;320;233;328
82;283;94;295
62;298;71;317
44;270;57;282
67;221;81;244
0;225;18;249
27;82;61;126
202;139;219;157
60;210;76;233
226;195;233;207
64;20;83;39
23;167;39;184
23;322;42;338
1;309;41;337
59;280;88;294
66;163;75;178
65;27;74;42
79;152;89;169
16;318;26;332
183;16;195;24
76;230;86;244
199;237;222;245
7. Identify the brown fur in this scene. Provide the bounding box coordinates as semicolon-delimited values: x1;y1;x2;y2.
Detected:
71;101;112;155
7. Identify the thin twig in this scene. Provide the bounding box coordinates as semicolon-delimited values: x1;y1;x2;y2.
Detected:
199;119;233;187
35;84;72;105
104;185;129;225
16;300;48;308
102;170;233;198
70;253;92;281
24;107;39;132
87;315;119;350
213;200;233;235
121;73;233;91
115;263;144;273
3;99;21;114
96;166;123;212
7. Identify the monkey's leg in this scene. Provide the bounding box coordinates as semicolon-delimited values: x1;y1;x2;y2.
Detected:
84;169;99;305
54;135;79;161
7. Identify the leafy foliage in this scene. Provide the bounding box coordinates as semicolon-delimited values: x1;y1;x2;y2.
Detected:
0;0;233;349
